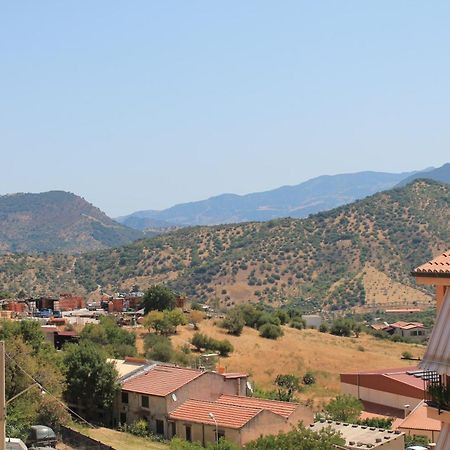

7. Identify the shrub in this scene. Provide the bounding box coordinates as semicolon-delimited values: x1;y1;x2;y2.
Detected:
290;319;306;330
402;351;413;360
222;308;245;336
302;372;316;385
259;323;283;340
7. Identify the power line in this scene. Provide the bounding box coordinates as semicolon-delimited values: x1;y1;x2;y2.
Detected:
4;351;95;429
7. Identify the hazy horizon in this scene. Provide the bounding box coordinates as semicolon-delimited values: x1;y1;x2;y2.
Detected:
2;2;450;216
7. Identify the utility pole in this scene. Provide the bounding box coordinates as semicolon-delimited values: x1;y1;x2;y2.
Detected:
0;340;6;450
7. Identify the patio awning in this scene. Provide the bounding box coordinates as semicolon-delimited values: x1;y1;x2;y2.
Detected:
419;289;450;375
436;422;450;450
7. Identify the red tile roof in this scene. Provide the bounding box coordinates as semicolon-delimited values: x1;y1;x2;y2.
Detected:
217;394;297;419
413;251;450;277
168;399;263;429
390;321;424;330
122;365;204;397
393;401;441;432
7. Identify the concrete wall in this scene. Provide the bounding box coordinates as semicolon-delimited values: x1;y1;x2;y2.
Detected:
341;383;422;412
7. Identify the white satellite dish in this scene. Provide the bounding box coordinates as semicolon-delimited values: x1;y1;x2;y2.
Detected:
172;393;177;402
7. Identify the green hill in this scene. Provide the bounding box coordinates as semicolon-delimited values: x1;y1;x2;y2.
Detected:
0;191;143;254
0;180;448;310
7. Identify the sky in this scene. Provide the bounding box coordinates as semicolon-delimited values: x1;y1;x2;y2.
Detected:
1;1;449;217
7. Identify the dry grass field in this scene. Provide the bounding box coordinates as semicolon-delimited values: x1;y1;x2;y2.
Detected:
166;320;425;409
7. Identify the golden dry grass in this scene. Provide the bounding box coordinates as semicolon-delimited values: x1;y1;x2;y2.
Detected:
169;320;425;409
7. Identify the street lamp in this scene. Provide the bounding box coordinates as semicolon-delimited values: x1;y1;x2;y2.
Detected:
208;412;218;444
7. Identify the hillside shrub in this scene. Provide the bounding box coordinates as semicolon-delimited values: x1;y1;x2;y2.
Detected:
302;372;316;385
222;308;245;336
259;323;283;340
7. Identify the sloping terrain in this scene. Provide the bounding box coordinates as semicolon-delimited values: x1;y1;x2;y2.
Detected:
0;180;447;310
118;170;415;228
0;191;142;254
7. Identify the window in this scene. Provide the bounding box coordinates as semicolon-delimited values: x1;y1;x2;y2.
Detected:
141;395;149;408
120;413;127;424
156;419;164;435
121;392;129;404
185;425;192;442
218;430;225;440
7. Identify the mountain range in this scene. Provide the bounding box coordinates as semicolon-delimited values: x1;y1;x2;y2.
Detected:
0;191;142;254
117;163;449;229
0;180;448;312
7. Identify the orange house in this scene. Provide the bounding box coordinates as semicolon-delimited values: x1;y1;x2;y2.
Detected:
412;250;450;449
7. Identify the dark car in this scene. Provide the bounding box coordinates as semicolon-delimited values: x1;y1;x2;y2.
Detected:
25;425;57;448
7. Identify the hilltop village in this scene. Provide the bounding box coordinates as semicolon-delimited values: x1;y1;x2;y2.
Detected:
0;251;448;449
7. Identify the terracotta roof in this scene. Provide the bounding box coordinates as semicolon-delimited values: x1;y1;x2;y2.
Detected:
413;251;450;277
168;399;262;429
390;321;424;330
393;401;441;432
122;364;204;396
217;394;297;419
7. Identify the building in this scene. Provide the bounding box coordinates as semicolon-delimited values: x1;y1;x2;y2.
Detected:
392;401;441;443
168;397;312;448
341;367;425;417
390;321;426;339
412;250;450;450
114;363;312;447
115;363;248;435
302;314;322;329
309;420;404;450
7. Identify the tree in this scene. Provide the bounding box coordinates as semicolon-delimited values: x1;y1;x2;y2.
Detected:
63;342;119;422
245;424;345;450
222;308;245;336
274;374;300;402
4;336;68;439
324;394;363;422
143;285;177;313
259;323;283;340
144;309;187;336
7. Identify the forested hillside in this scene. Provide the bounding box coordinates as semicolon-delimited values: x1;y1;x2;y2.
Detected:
0;191;142;254
0;180;448;311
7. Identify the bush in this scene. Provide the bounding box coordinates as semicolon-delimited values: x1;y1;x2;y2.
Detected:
222;308;245;336
319;323;329;333
302;372;316;385
190;332;234;356
259;323;283;340
290;319;306;330
402;351;413;360
324;394;363;422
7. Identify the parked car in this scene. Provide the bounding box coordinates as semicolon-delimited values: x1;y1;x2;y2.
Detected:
25;425;57;448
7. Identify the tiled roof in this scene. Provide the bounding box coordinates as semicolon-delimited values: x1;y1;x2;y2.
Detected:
122;364;204;397
413;251;450;276
168;399;262;429
393;401;441;432
217;394;297;419
390;321;424;330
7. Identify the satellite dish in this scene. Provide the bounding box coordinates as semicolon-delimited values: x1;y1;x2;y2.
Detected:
172;393;177;402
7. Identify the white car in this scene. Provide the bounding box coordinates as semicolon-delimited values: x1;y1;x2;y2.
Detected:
405;446;428;450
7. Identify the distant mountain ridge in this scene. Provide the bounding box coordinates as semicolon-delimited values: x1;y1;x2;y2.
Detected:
118;170;418;228
0;191;143;254
396;162;450;187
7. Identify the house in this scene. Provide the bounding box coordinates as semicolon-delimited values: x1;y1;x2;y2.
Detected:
340;367;425;416
168;396;313;448
40;325;79;349
115;363;248;435
412;250;450;450
309;420;404;450
114;363;312;447
392;401;441;443
390;321;426;339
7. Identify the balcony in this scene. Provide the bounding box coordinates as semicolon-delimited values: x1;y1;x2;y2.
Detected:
425;379;450;423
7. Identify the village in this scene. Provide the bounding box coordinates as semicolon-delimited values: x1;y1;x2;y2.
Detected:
0;251;448;450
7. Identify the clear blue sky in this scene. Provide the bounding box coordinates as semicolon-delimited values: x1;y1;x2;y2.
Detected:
1;1;449;217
